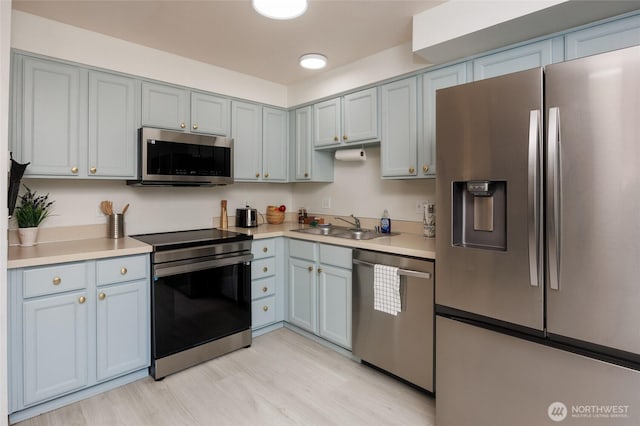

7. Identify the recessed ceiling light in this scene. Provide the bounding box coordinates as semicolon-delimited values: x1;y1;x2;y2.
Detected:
299;53;327;70
252;0;308;20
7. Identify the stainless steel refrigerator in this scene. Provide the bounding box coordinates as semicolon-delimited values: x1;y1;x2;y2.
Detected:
435;45;640;426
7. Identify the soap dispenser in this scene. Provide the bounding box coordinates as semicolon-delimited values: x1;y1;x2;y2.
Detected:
380;209;391;233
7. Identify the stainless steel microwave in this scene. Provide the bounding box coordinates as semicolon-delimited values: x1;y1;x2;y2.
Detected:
127;127;233;186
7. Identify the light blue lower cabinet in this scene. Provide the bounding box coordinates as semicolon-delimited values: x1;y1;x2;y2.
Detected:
318;265;352;349
9;255;150;420
288;256;318;333
251;238;285;331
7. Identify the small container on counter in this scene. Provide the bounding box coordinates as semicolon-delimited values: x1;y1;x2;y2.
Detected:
423;203;435;238
380;209;391;233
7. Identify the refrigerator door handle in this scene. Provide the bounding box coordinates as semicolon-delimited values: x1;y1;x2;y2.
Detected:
547;107;561;291
528;110;541;287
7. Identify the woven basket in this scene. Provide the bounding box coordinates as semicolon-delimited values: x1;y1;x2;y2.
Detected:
266;205;285;224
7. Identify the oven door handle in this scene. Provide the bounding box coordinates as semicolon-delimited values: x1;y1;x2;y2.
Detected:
154;253;253;278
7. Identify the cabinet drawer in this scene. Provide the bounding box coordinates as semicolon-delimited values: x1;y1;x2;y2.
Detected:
252;258;275;280
252;296;276;329
252;239;276;260
251;276;276;300
289;239;316;261
96;255;148;286
319;244;352;269
23;262;88;299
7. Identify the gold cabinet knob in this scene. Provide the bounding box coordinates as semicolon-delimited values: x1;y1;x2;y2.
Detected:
53;276;61;285
99;292;106;300
304;172;309;178
192;124;198;130
262;286;268;293
308;266;313;272
78;296;86;304
409;167;415;174
263;306;269;312
318;268;323;273
120;267;127;275
180;122;186;128
71;167;78;174
256;173;260;178
262;266;268;273
264;173;269;178
343;135;348;141
262;247;268;253
423;165;429;173
333;136;338;141
90;167;97;174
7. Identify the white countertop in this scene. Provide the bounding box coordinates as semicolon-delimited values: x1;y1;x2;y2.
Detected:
228;222;436;259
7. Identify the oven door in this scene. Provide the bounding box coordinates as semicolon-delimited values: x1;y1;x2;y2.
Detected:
152;253;252;361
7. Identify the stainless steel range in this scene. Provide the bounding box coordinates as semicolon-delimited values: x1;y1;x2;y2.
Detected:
132;228;253;380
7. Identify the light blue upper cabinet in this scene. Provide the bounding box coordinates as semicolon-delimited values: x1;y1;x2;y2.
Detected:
190;92;230;136
232;100;263;181
88;71;139;178
342;87;379;143
313;97;341;147
16;56;85;177
473;38;563;80
380;76;418;177
291;107;334;182
421;63;467;177
565;13;640;60
262;107;288;182
141;81;188;131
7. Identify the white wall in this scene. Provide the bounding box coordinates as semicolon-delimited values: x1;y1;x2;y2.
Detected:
293;147;435;222
11;11;288;107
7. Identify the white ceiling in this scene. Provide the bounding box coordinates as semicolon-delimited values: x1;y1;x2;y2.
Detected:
12;0;444;85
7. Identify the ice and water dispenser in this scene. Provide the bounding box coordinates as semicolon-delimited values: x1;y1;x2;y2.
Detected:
452;180;506;251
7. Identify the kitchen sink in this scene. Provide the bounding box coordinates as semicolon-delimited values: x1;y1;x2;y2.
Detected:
290;226;399;240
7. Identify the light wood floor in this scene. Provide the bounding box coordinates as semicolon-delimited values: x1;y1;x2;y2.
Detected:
17;328;435;425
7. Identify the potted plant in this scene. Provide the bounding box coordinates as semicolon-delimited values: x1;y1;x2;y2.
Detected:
14;185;54;246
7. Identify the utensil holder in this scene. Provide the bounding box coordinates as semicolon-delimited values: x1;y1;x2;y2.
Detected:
107;214;124;239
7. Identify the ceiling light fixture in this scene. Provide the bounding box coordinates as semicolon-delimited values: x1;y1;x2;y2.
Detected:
252;0;308;20
299;53;327;70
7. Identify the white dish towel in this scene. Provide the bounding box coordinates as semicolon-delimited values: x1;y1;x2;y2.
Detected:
374;264;401;316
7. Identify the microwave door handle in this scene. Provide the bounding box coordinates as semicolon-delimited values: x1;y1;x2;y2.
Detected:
547;107;562;291
528;110;541;287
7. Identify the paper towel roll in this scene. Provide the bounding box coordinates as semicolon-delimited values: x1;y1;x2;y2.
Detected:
335;148;366;162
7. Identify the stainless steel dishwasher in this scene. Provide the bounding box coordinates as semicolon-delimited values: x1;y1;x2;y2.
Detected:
352;249;434;392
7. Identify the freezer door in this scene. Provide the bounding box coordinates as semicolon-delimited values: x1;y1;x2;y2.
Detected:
546;45;640;358
436;68;544;331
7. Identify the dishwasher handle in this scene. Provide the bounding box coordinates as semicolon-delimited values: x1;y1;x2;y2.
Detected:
352;258;432;280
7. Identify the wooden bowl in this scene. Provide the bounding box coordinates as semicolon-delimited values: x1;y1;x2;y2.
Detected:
266;205;285;224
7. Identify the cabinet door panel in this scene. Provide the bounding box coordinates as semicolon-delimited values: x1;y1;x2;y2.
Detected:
288;258;317;333
141;82;187;130
381;77;417;177
252;296;277;329
313;98;341;147
319;265;352;349
88;71;138;177
473;39;554;80
565;14;640;60
232;101;263;181
191;92;230;136
343;87;378;143
422;64;467;177
21;57;81;176
96;280;149;382
294;107;312;180
262;107;288;181
23;292;88;406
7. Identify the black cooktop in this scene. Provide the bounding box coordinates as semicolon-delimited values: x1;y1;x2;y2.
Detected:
131;228;252;251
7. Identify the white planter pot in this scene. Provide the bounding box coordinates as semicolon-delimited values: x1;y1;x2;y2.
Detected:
18;227;39;247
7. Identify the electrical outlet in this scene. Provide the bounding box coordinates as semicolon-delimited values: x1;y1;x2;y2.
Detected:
322;197;331;209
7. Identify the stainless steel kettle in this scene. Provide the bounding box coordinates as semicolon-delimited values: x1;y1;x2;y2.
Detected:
235;207;258;228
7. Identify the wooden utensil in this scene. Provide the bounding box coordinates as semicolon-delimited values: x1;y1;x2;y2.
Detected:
121;203;129;215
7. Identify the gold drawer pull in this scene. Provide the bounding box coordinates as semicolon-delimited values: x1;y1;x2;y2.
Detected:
99;292;106;300
192;124;198;130
71;167;78;174
264;173;269;178
262;247;268;253
262;267;268;273
318;268;323;273
343;135;348;140
256;172;260;178
333;136;338;142
262;286;268;293
263;306;269;312
308;266;313;272
180;122;186;129
409;167;415;174
78;296;86;304
423;165;429;173
304;172;309;178
90;167;97;174
120;267;128;275
53;277;61;285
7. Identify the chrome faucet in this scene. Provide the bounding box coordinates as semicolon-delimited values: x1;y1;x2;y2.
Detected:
334;214;362;230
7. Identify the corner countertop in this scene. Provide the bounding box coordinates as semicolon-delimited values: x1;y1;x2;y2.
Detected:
8;237;152;269
227;223;436;260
